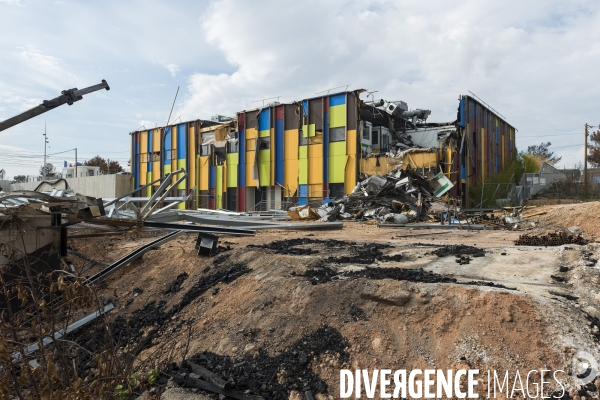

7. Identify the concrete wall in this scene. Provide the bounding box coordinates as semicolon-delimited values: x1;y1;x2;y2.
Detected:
8;174;131;199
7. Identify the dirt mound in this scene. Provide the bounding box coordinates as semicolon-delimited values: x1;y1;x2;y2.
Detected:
533;201;600;238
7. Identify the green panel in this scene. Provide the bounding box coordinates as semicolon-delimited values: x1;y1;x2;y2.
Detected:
299;145;308;159
177;159;187;189
299;157;308;184
259;129;270;138
258;149;270;185
329;104;346;128
302;124;316;138
329;141;346;156
146;172;152;197
329;155;346;183
216;165;223;209
226;153;239;188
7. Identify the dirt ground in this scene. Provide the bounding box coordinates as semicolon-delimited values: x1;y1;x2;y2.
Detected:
65;202;600;399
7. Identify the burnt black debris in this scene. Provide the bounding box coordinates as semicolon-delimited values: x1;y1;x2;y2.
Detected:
176;325;349;399
460;281;517;290
133;287;144;296
70;262;251;374
514;231;587;246
551;275;567;283
430;245;485;258
303;265;457;285
549;291;579;301
165;272;189;294
455;255;472;265
347;303;368;322
559;266;569;273
248;238;348;255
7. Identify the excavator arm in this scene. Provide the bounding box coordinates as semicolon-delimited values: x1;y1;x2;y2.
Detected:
0;79;110;132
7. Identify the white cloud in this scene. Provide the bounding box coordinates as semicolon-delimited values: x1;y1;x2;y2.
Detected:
176;0;600;168
0;0;24;6
163;62;180;77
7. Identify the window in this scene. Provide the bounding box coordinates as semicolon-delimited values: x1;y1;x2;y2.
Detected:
259;137;270;150
200;145;210;156
140;153;148;163
330;127;345;142
299;131;308;146
362;129;370;140
372;129;379;145
227;140;239;153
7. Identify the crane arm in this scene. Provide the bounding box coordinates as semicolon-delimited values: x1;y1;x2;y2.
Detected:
0;79;110;132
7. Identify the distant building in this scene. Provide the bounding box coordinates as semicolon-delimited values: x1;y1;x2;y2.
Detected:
62;166;100;178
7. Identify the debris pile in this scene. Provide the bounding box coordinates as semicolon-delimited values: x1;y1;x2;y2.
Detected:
176;325;350;400
514;231;587;246
288;169;454;224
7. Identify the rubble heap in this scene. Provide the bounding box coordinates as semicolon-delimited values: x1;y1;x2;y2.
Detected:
288;169;454;224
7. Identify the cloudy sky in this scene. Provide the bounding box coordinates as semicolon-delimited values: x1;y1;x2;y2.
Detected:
1;0;599;179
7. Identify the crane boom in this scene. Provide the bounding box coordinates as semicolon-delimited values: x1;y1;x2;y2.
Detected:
0;79;110;132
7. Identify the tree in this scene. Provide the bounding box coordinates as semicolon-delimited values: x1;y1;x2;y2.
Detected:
0;169;5;180
587;130;600;167
525;142;561;165
13;175;26;182
40;163;57;178
83;155;123;174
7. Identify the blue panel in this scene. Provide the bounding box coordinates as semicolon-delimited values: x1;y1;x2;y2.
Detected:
323;110;329;184
275;119;284;185
458;97;466;127
496;156;499;173
258;109;270;131
298;184;308;205
209;166;216;189
177;124;186;159
164;127;172;163
302;100;308;117
147;130;152;173
510;140;513;151
329;93;346;107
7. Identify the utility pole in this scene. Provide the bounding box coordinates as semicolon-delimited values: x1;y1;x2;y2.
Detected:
75;148;78;177
42;123;49;179
585;123;589;199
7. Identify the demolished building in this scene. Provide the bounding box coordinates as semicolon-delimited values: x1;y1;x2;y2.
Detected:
130;91;517;210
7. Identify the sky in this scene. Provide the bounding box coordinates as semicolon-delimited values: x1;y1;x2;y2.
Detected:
1;0;599;179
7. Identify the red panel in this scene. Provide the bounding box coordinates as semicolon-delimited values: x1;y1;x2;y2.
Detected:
323;96;329;112
238;112;245;130
275;105;284;120
238;187;246;212
323;183;329;199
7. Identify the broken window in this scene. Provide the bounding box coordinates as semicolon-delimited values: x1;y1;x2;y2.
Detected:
299;131;308;146
330;127;345;142
259;137;270;150
227;140;239;153
200;145;210;156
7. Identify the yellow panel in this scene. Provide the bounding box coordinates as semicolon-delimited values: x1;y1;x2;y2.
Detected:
284;159;299;197
259;129;269;138
302;124;316;138
199;156;209;191
284;129;299;196
246;128;258;139
346;129;357;156
344;129;357;193
163;163;171;177
152;161;160;184
270;127;275;186
329;104;346;128
139;163;147;186
246;138;256;151
140;131;148;155
246;150;258;187
308;144;323;184
226;153;238;188
189;125;196;192
309;184;322;198
153;129;161;151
